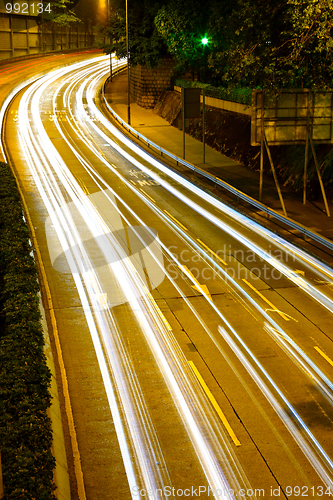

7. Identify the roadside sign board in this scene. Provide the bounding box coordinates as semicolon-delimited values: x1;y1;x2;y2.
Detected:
251;89;333;146
182;87;201;119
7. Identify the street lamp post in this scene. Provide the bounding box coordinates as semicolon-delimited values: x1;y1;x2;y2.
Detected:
200;36;209;161
201;36;209;83
126;0;131;125
107;0;112;81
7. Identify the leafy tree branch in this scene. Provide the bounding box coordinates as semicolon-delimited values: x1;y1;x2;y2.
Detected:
44;0;81;26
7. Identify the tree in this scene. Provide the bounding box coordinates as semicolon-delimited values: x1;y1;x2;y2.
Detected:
154;0;213;74
281;0;333;88
210;0;333;90
44;0;82;26
99;0;167;68
208;0;287;89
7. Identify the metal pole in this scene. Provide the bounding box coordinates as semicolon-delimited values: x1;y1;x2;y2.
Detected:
303;92;310;204
303;132;308;205
259;92;264;201
263;133;288;217
126;0;131;126
26;16;30;55
0;449;4;498
10;15;14;57
108;0;112;82
259;134;264;202
182;88;185;159
307;94;330;216
202;89;205;164
309;134;331;217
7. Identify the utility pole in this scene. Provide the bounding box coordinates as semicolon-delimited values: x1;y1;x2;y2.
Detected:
126;0;131;126
0;449;4;499
107;0;112;81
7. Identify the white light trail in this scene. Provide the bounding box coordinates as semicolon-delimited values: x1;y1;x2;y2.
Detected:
218;325;333;489
78;77;333;317
15;55;257;499
70;61;333;487
9;52;333;496
51;59;333;423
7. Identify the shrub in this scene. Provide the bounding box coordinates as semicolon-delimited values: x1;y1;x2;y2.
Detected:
0;162;56;499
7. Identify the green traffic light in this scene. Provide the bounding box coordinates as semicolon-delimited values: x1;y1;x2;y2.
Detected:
201;37;209;45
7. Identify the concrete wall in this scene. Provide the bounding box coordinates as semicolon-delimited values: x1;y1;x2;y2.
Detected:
174;85;252;116
130;60;174;109
0;13;97;60
0;0;105;62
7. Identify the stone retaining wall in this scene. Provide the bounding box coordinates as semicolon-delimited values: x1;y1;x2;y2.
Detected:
130;60;174;108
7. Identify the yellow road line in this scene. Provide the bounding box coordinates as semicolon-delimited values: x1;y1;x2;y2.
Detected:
139;188;156;204
242;279;290;321
27;213;87;500
197;238;227;265
188;361;241;446
314;346;333;367
164;210;188;231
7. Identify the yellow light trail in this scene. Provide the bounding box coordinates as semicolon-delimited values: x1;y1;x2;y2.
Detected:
15;55;253;499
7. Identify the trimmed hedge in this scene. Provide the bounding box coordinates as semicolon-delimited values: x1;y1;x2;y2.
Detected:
0;162;56;499
174;79;253;106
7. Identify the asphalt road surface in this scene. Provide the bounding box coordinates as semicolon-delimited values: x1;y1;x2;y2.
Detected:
2;52;333;500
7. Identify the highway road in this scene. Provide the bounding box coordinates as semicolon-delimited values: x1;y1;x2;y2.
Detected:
2;52;333;499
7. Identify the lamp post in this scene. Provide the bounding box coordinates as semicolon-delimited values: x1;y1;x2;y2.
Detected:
107;0;112;81
200;36;209;161
201;36;209;83
126;0;131;125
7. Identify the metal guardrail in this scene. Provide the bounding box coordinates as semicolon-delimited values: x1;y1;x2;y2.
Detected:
101;80;333;255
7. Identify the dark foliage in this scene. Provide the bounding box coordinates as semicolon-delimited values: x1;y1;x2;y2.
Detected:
0;162;56;499
99;0;168;68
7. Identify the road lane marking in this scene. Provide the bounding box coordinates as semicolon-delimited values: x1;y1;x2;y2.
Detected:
139;188;156;204
197;238;227;266
242;279;290;321
188;361;241;447
314;346;333;367
180;265;212;301
264;309;298;322
164;210;188;231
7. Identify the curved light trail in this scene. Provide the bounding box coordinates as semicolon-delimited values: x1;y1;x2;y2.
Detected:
3;53;333;497
15;55;252;499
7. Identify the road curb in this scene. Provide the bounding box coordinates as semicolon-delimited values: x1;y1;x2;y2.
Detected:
1;104;86;498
